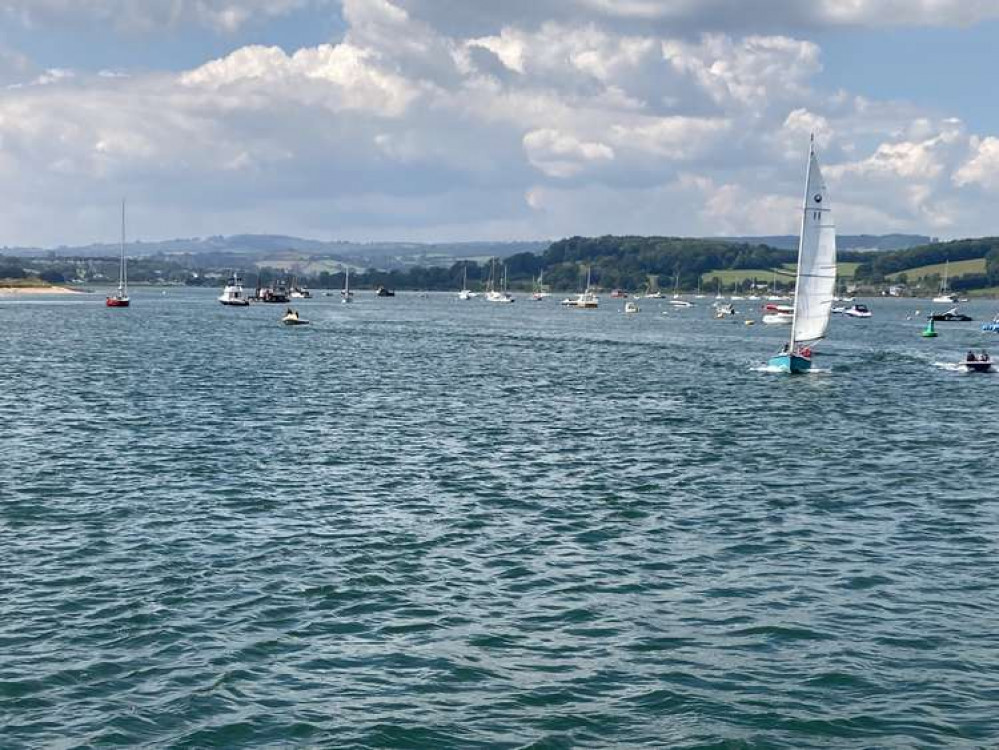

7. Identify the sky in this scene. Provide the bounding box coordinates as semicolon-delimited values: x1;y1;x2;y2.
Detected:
2;0;999;247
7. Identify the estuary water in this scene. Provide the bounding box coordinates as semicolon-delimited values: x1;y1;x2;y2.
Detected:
2;289;998;749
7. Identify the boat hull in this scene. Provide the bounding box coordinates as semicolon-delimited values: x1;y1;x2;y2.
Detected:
768;353;812;373
106;297;130;307
962;361;992;372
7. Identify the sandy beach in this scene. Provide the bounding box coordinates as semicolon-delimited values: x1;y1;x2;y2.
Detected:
0;286;85;295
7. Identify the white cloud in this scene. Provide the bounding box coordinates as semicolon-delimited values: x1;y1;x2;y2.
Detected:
954;136;999;191
1;0;998;246
0;0;320;32
523;129;614;178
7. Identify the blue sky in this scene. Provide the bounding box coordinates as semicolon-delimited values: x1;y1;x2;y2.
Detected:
1;0;999;246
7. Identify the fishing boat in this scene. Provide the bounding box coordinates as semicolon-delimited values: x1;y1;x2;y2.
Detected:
564;266;599;309
932;261;959;304
768;135;837;373
106;200;130;307
341;267;353;304
281;307;310;325
960;350;992;372
218;273;250;306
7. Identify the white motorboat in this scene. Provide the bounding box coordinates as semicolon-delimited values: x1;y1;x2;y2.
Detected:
843;304;872;318
625;301;640;314
219;273;250;306
763;312;794;325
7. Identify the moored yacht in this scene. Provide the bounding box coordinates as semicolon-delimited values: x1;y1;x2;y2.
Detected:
219;273;250;306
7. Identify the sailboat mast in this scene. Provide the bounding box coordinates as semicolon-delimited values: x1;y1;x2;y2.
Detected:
120;198;127;293
789;135;814;351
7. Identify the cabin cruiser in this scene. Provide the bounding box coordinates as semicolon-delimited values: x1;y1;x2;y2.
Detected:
930;307;972;322
218;273;250;306
843;304;872;318
563;290;598;309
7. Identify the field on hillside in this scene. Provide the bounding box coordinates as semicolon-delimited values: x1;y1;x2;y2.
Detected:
887;258;986;281
701;263;859;288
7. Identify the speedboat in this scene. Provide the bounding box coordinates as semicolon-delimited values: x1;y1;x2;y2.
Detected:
219;274;250;306
843;304;872;318
281;308;310;326
960;351;993;372
930;307;972;322
375;286;395;297
643;291;664;299
831;306;845;314
670;298;693;308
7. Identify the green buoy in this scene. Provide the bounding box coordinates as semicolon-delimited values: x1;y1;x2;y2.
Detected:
922;319;937;338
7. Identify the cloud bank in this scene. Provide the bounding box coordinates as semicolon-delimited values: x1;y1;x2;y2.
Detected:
0;0;997;245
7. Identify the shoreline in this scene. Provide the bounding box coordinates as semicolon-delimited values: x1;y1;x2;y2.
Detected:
0;285;86;295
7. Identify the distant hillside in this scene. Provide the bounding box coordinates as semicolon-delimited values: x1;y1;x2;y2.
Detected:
1;236;549;271
853;236;999;291
719;234;933;251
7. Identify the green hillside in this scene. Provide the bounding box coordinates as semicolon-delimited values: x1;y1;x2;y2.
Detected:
886;258;985;282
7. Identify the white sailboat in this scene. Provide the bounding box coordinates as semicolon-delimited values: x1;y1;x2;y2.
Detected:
106;200;130;307
532;269;549;301
932;260;958;304
563;265;599;308
485;260;514;303
768;135;837;373
341;267;353;303
458;263;477;300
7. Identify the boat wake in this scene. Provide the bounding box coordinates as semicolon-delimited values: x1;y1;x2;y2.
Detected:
753;364;831;374
934;361;997;374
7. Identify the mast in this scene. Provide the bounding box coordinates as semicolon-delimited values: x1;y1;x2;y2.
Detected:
119;198;127;294
789;135;815;351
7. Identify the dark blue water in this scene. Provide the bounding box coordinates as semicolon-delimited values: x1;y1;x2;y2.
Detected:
3;289;998;748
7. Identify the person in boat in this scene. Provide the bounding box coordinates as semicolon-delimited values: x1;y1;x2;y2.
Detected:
967;350;977;362
981;350;990;361
800;346;812;358
780;343;790;354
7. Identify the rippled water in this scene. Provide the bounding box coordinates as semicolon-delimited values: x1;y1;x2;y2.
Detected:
3;289;999;748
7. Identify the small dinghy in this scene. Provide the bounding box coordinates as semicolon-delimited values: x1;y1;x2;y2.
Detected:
960;350;992;372
281;308;310;326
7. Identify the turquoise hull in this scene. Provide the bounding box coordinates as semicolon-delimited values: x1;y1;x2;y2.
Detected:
768;353;812;373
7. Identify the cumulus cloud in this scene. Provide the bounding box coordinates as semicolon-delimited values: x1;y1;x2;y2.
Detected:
0;0;322;32
0;0;997;245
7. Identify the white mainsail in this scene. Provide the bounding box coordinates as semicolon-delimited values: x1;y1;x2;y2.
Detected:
790;140;836;347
